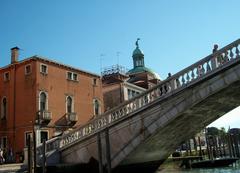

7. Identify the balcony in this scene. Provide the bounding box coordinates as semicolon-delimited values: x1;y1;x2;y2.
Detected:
65;112;78;126
37;110;52;125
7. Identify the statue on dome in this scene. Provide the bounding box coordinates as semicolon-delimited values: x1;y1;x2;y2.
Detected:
135;38;140;48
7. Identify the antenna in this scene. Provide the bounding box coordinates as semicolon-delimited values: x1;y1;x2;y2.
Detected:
100;53;105;74
116;51;121;65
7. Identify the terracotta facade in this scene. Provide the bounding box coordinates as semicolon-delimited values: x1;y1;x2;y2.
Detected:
0;52;103;161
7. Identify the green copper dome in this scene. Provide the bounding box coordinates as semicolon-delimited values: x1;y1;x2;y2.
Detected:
127;66;161;80
127;38;161;80
133;47;144;56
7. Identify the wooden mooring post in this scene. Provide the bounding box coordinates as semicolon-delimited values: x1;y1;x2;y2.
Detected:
97;133;103;173
105;128;112;173
27;135;32;173
42;139;46;173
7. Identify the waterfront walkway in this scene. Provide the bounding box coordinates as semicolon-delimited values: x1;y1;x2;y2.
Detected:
0;163;26;173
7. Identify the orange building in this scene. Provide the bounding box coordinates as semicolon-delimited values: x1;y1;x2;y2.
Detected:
0;47;103;161
102;40;160;110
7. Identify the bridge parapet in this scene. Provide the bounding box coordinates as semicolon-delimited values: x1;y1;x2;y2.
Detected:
36;137;60;156
55;39;240;151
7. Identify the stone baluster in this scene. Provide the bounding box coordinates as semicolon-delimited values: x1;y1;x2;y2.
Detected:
230;48;234;60
181;74;185;85
108;114;112;123
123;106;127;116
191;69;195;81
197;64;203;77
176;78;181;88
236;46;239;58
170;78;177;90
140;95;144;105
137;97;140;107
206;61;211;72
186;72;190;83
202;63;205;74
219;53;224;65
166;82;171;93
128;103;132;112
224;51;229;63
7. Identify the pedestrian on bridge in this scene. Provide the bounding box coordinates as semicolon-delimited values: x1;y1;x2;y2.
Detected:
0;148;5;164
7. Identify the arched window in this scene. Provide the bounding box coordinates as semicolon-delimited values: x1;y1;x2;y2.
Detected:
94;99;100;116
66;96;73;113
1;97;7;120
40;92;47;111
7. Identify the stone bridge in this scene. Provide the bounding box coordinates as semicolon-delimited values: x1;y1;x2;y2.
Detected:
37;39;240;172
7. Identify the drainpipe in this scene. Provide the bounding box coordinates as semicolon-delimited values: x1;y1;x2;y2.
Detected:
13;63;16;158
11;47;19;160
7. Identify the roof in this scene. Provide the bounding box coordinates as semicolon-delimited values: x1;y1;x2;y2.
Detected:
127;66;161;80
132;47;144;56
0;55;100;78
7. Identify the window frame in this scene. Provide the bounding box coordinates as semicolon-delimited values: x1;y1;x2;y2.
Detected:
1;136;7;149
93;78;97;86
3;72;10;81
25;64;32;75
24;131;33;147
39;91;48;111
40;130;49;144
93;99;101;116
40;63;48;75
66;96;74;113
1;97;7;120
66;71;78;81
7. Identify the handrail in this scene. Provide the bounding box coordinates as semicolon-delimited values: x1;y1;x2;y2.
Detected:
48;39;240;150
36;137;60;155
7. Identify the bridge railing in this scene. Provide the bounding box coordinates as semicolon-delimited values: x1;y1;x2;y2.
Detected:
58;39;240;150
36;137;60;156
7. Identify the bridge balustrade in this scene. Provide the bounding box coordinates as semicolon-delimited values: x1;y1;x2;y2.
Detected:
39;39;240;154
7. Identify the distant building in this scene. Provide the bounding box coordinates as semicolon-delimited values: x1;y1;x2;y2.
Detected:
126;39;161;89
102;39;161;111
0;47;103;161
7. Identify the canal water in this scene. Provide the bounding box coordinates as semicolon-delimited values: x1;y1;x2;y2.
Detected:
157;160;240;173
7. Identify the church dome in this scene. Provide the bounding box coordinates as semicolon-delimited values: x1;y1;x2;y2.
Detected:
127;38;161;80
132;47;144;56
127;66;161;80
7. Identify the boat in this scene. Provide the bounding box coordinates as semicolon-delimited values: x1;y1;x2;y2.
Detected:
191;158;239;168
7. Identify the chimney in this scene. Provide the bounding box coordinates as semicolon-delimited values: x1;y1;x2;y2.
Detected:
11;46;20;64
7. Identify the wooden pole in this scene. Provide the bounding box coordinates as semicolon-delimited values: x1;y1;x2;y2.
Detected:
27;135;32;173
97;133;103;173
105;128;111;173
42;139;46;173
234;134;240;157
227;134;233;157
222;135;226;157
230;134;236;157
206;136;210;160
33;131;37;173
198;136;202;158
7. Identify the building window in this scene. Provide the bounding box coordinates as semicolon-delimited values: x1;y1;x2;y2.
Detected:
25;132;32;147
39;92;47;111
93;78;97;86
94;99;100;116
40;131;48;143
66;96;73;113
40;64;48;74
25;64;32;75
3;72;10;81
1;97;7;120
66;71;78;81
127;89;140;100
1;136;7;149
73;73;78;81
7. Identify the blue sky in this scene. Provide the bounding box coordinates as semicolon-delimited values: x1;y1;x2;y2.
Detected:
0;0;239;129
